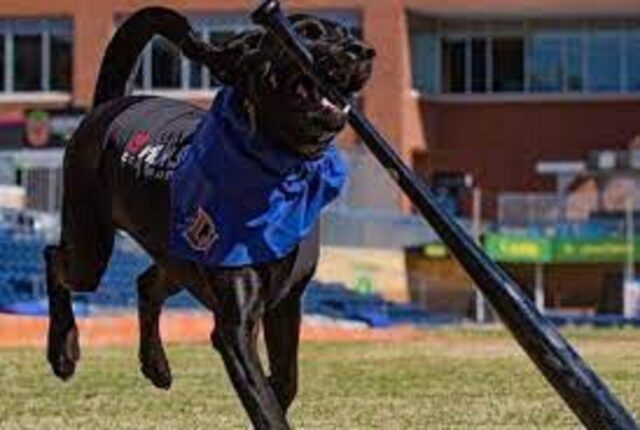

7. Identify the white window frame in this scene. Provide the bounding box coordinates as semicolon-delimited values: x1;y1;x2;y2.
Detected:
0;18;72;99
438;20;528;95
412;17;640;101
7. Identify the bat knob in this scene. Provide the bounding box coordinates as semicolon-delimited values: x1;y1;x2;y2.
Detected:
251;0;281;26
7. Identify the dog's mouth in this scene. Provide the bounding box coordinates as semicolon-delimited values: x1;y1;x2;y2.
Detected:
292;75;348;124
270;74;347;157
284;42;373;153
291;76;344;121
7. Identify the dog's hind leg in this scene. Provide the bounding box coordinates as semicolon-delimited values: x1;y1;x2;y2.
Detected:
46;197;115;380
263;275;311;414
209;270;290;430
137;264;180;390
45;244;80;380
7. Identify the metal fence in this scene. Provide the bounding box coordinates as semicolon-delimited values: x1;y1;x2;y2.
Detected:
320;208;437;248
496;191;640;238
336;144;402;212
497;193;563;227
0;149;64;213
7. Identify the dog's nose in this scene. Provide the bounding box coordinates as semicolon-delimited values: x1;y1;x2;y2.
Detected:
362;46;376;61
346;41;376;61
358;43;376;60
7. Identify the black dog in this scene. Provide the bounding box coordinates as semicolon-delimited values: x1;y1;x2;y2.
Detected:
45;7;374;429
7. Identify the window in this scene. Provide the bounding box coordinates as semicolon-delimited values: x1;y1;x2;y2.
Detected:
492;38;524;92
588;31;621;92
189;31;205;89
529;35;563;92
410;17;640;96
441;39;465;93
526;31;584;93
130;11;361;93
151;37;182;89
50;22;72;91
0;19;73;94
471;39;487;92
410;18;438;94
14;21;43;92
440;34;525;94
627;29;640;91
566;36;584;91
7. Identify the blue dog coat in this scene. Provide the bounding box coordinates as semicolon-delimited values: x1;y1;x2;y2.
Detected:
169;88;347;267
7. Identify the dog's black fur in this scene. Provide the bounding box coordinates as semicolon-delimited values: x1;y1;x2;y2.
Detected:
45;7;374;429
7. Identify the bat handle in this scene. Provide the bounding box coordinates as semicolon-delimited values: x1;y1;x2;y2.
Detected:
250;0;280;26
251;0;315;67
251;0;351;111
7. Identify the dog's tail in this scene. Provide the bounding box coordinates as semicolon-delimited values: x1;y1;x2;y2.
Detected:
93;7;235;108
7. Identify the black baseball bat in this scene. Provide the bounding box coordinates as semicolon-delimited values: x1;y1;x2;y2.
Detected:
251;1;638;428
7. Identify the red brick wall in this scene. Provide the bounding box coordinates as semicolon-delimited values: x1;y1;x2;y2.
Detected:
414;98;640;215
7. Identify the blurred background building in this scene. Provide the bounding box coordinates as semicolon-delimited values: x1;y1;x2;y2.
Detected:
0;1;638;323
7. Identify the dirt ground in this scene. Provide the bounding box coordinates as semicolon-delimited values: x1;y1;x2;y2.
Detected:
0;312;427;348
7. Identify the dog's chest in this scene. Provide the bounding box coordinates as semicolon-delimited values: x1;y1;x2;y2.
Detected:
106;97;205;181
168;88;347;268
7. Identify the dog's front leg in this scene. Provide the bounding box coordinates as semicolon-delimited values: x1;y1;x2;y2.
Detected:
209;269;290;430
263;275;311;414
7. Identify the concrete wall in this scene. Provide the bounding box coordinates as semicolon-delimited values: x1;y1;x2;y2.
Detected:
316;245;409;302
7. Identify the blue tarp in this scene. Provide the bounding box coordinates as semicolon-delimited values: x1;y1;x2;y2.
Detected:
546;311;640;328
303;282;459;328
0;299;90;317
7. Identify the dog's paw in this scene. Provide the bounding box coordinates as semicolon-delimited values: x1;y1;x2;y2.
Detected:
140;348;173;390
141;362;173;390
47;324;80;381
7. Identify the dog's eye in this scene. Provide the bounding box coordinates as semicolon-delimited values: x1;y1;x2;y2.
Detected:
295;81;309;99
290;76;316;101
297;21;326;41
268;72;278;89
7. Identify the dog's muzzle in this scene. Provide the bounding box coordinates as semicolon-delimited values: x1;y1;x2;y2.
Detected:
315;40;375;93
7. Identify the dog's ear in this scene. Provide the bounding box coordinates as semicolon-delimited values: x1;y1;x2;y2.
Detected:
182;29;268;86
200;30;269;86
290;15;330;41
188;15;348;86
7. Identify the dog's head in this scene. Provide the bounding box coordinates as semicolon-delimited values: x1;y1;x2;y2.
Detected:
213;15;375;158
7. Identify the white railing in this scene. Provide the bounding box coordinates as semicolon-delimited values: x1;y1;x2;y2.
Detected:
0;149;64;213
498;192;564;227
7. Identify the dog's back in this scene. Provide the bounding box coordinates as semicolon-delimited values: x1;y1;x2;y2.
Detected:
99;97;204;182
64;96;205;268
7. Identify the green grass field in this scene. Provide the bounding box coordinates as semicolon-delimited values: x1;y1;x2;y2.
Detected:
0;328;639;429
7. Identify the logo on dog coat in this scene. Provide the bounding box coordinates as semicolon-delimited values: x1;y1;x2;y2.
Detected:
185;207;219;251
125;131;151;155
121;131;189;181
